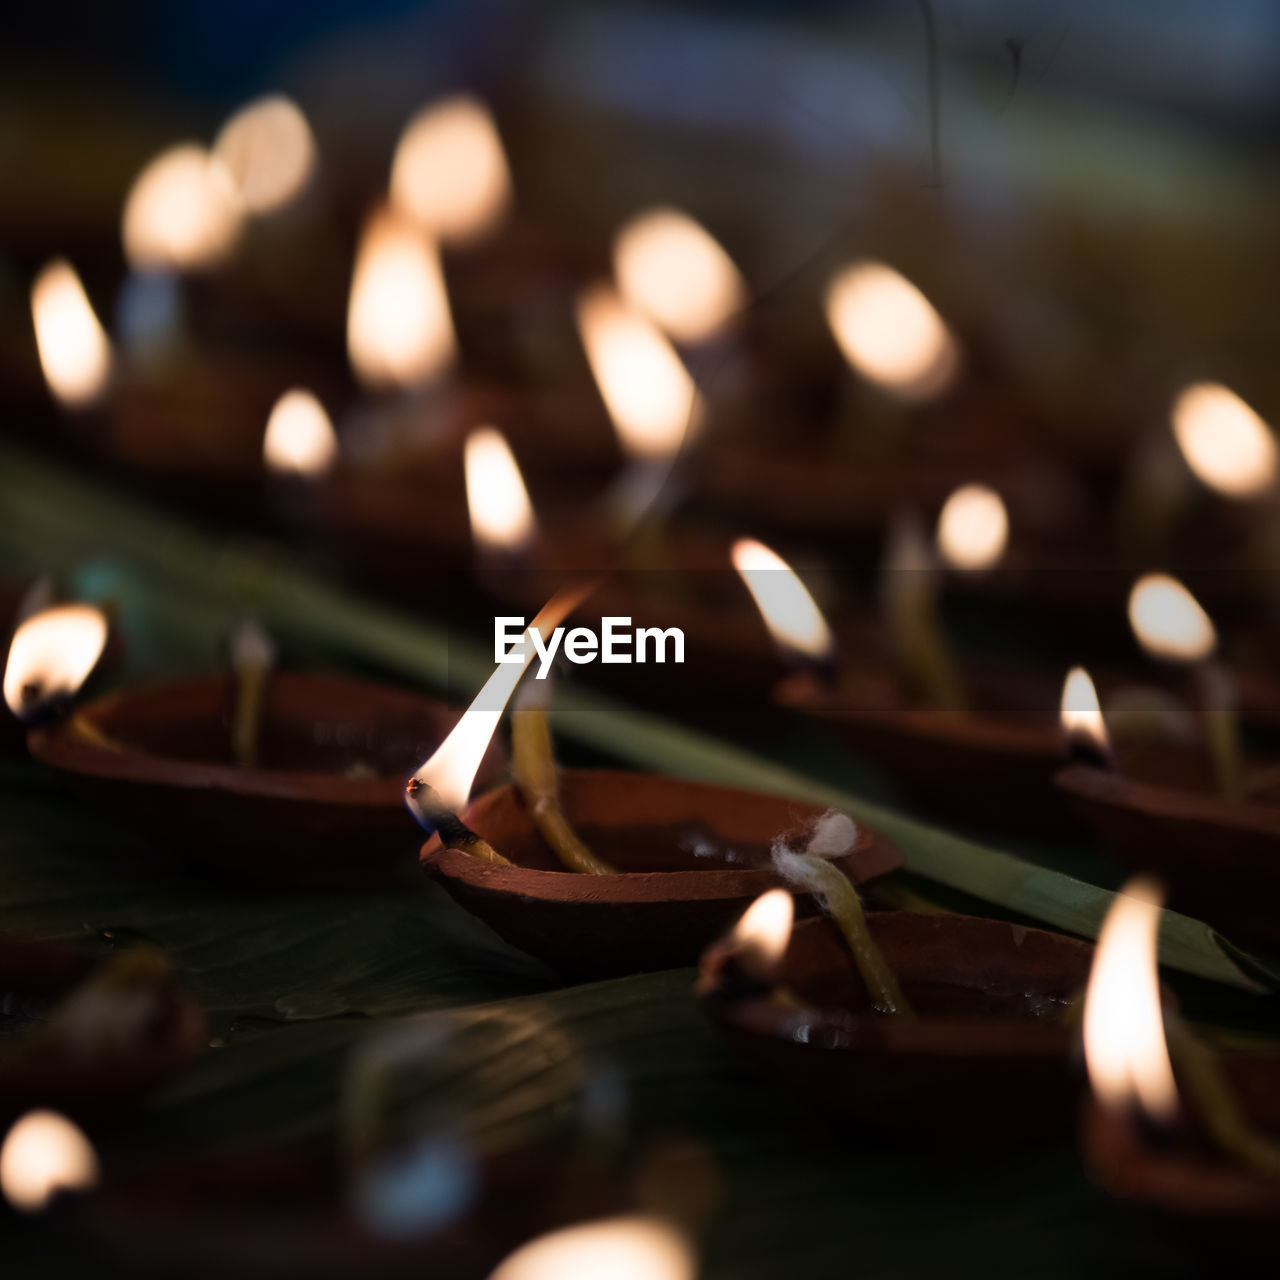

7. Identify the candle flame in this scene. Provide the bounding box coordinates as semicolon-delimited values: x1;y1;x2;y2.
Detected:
122;143;242;270
0;1111;98;1212
1171;382;1277;499
213;95;316;215
824;261;958;401
347;207;455;389
1060;666;1110;756
390;95;511;244
613;206;745;344
730;889;794;977
263;388;338;477
4;603;108;719
1128;573;1216;663
731;538;834;663
1082;877;1179;1122
935;484;1008;571
576;284;700;461
30;260;113;409
487;1216;695;1280
464;427;537;555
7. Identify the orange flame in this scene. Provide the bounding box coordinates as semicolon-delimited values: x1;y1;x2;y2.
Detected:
1171;382;1276;499
214;95;316;215
464;427;537;555
1128;573;1216;663
731;538;834;663
0;1111;98;1212
263;388;338;477
4;604;108;719
1060;667;1110;757
730;889;794;977
487;1216;695;1280
936;484;1008;571
30;260;113;409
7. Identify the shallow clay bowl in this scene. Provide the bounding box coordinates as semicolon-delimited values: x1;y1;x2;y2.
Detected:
0;933;204;1128
1055;751;1280;944
72;1140;618;1280
27;671;504;888
420;770;903;979
1080;1054;1280;1270
700;911;1094;1144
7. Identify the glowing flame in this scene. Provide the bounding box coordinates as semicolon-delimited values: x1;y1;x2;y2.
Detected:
213;95;316;215
0;1111;98;1212
824;261;958;401
1171;382;1277;499
122;143;242;270
487;1216;695;1280
1061;666;1110;756
1083;877;1178;1122
4;604;108;719
30;260;113;409
465;427;537;555
936;484;1008;571
347;207;455;390
1128;573;1216;663
613;207;745;344
390;95;511;244
731;538;834;663
263;388;338;477
730;889;794;978
576;284;700;461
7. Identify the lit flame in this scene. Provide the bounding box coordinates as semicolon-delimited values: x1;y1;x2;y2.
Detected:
613;207;745;344
347;207;455;390
576;284;700;461
487;1216;695;1280
1082;877;1178;1122
824;261;958;401
731;538;834;663
464;427;537;555
1128;573;1216;663
213;95;316;215
1171;382;1277;499
4;603;108;719
935;484;1008;571
263;388;338;477
30;260;113;409
1060;666;1110;756
0;1111;98;1212
122;143;242;270
390;95;511;244
730;889;794;976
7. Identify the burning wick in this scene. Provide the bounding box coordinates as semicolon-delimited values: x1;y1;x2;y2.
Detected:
30;260;113;410
229;618;276;770
881;514;966;713
771;811;911;1016
3;603;108;724
0;1111;98;1212
1127;573;1242;802
486;1215;696;1280
697;888;795;1003
1060;666;1114;769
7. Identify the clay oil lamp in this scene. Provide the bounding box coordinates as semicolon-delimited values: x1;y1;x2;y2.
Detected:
697;815;1099;1144
414;617;902;980
0;934;204;1128
1079;878;1280;1267
26;619;502;888
1056;576;1280;942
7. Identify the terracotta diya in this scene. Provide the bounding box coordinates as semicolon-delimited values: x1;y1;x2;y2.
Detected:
28;670;504;888
420;770;902;980
698;906;1094;1144
0;933;204;1129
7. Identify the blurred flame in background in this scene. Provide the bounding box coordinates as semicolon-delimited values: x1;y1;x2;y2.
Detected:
731;538;834;662
390;95;511;244
613;207;745;344
824;261;958;401
4;603;108;718
1083;877;1179;1122
213;95;317;215
263;388;338;477
1127;573;1216;662
936;484;1009;571
1171;382;1277;499
464;426;537;555
122;143;242;270
347;207;455;389
0;1111;98;1212
30;260;113;408
1060;666;1110;755
486;1216;696;1280
576;284;700;460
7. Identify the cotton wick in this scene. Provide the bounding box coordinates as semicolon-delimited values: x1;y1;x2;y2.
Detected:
405;777;510;865
229;618;276;770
